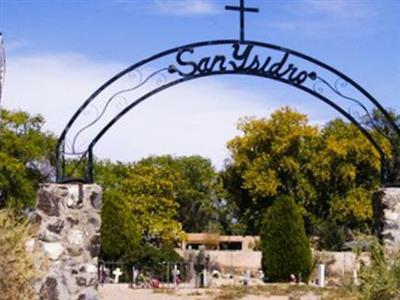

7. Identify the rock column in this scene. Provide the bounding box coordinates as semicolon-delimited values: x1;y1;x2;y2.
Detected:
373;187;400;252
31;183;102;300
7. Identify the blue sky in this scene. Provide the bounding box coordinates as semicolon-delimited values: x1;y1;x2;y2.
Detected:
1;0;399;168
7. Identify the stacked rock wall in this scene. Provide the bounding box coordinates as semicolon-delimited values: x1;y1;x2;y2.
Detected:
373;187;400;252
30;183;102;300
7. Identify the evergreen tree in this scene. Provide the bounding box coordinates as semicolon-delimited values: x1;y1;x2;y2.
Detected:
261;195;312;282
100;190;141;261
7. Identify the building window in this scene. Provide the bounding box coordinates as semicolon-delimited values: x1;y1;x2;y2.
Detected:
219;241;242;250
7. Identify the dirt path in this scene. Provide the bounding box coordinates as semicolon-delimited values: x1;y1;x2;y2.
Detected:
99;284;321;300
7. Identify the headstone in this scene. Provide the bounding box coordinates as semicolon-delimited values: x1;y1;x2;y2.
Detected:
203;268;208;287
172;265;180;288
243;270;250;286
289;273;296;285
353;268;359;285
100;264;106;284
258;270;264;280
113;268;123;283
318;264;325;288
132;266;139;287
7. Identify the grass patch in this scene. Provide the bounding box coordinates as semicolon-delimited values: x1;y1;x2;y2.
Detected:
212;286;248;300
187;291;203;296
0;209;39;300
152;287;175;295
146;283;360;299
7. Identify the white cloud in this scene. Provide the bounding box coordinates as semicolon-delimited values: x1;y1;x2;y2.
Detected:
2;51;338;169
2;53;123;134
154;0;219;16
95;80;276;169
2;52;279;169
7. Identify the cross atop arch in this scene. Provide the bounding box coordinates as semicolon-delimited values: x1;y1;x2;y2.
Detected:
225;0;259;42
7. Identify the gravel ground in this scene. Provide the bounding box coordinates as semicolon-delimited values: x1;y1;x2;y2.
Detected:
99;284;322;300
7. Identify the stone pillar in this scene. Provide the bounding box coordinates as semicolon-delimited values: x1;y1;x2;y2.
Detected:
373;188;400;252
31;183;102;300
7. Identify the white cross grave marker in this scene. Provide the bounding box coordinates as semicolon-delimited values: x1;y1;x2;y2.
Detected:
318;264;325;288
113;267;123;283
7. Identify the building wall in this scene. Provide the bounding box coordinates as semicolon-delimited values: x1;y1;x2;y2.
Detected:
176;249;262;273
313;251;370;278
176;248;370;278
181;233;260;251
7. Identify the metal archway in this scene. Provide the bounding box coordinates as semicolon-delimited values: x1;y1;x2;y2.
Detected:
55;39;400;185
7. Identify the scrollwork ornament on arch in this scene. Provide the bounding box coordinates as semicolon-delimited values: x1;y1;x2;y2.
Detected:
68;67;171;157
82;104;100;120
114;95;129;112
312;75;394;144
155;72;168;87
128;69;143;86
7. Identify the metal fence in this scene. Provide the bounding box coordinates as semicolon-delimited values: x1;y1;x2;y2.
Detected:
98;261;196;289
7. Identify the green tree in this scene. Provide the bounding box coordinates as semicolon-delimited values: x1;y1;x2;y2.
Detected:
261;195;312;282
220;163;254;235
224;107;320;233
174;155;224;233
124;155;225;234
223;107;383;234
100;189;141;261
98;155;227;265
363;107;400;184
94;160;129;192
118;158;185;246
100;189;184;272
0;109;56;209
319;119;380;227
316;218;345;251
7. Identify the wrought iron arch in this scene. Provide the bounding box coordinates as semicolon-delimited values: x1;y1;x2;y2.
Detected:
56;39;400;185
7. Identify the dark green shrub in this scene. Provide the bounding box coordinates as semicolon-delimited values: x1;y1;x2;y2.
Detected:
317;218;345;251
261;195;312;282
100;189;183;282
133;243;183;281
100;190;141;262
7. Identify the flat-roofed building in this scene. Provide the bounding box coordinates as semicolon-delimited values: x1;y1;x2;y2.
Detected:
176;233;262;272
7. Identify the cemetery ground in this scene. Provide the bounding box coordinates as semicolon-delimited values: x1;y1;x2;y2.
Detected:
99;284;358;300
